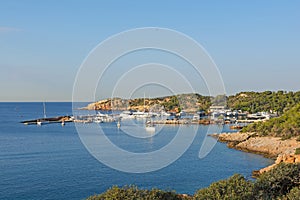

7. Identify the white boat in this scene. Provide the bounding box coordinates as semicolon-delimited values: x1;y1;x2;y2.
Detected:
145;125;155;132
160;111;171;116
192;113;200;121
132;111;149;118
149;111;159;117
37;102;48;126
145;120;155;132
96;112;107;117
95;112;115;122
94;117;103;123
119;111;135;119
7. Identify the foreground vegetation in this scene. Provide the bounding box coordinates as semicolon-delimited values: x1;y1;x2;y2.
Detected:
241;103;300;138
88;163;300;200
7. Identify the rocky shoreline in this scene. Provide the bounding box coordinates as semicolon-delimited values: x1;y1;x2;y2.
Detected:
210;132;300;176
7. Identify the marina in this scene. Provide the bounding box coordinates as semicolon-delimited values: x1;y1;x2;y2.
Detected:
21;105;273;127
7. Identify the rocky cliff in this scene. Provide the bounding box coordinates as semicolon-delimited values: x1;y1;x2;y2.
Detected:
211;132;300;175
82;93;210;112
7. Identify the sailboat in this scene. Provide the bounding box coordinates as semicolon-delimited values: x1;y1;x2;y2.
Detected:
132;93;149;118
117;119;121;129
145;119;155;132
37;102;47;126
145;94;155;132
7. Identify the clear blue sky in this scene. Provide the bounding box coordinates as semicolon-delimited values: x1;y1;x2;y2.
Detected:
1;0;299;101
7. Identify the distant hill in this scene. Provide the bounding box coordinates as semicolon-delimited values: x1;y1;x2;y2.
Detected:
84;91;300;114
84;93;211;113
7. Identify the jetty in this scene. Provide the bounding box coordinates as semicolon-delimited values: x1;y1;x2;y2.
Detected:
152;119;220;125
21;116;73;125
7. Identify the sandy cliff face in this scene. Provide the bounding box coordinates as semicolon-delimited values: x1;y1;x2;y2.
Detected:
85;99;129;110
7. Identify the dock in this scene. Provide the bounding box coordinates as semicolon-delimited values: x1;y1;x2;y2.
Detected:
21;116;73;125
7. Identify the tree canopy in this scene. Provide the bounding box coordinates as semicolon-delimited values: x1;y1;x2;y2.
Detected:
227;91;300;114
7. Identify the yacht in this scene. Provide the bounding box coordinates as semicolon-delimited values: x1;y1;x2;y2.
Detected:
119;111;134;119
132;111;149;118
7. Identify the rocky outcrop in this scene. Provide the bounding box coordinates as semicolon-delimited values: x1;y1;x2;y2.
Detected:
85;99;129;110
211;132;300;175
81;93;207;112
213;132;255;143
258;154;300;174
235;136;299;158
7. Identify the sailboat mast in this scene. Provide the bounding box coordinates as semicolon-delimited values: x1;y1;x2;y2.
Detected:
144;93;145;112
43;102;46;118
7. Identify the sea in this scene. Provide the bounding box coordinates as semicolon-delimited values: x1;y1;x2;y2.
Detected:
0;102;273;200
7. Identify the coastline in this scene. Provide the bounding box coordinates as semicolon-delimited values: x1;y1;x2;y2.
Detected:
210;132;300;176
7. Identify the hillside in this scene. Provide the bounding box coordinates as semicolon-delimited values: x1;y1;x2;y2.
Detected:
84;93;211;113
84;91;300;114
227;91;300;114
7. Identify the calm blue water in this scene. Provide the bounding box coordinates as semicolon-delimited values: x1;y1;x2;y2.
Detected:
0;103;273;200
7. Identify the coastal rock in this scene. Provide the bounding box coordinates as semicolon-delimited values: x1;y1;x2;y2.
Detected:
211;132;300;176
213;132;255;143
259;154;300;174
84;99;129;110
258;163;277;174
275;154;300;164
235;137;300;158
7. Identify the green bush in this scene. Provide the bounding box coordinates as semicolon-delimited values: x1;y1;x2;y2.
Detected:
87;185;190;200
194;164;300;200
281;186;300;200
194;174;254;200
253;163;300;199
281;135;292;140
295;148;300;155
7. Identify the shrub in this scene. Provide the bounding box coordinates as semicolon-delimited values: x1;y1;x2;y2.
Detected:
87;185;189;200
253;163;300;199
295;148;300;155
194;163;300;200
281;135;292;140
281;186;300;200
194;174;254;200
